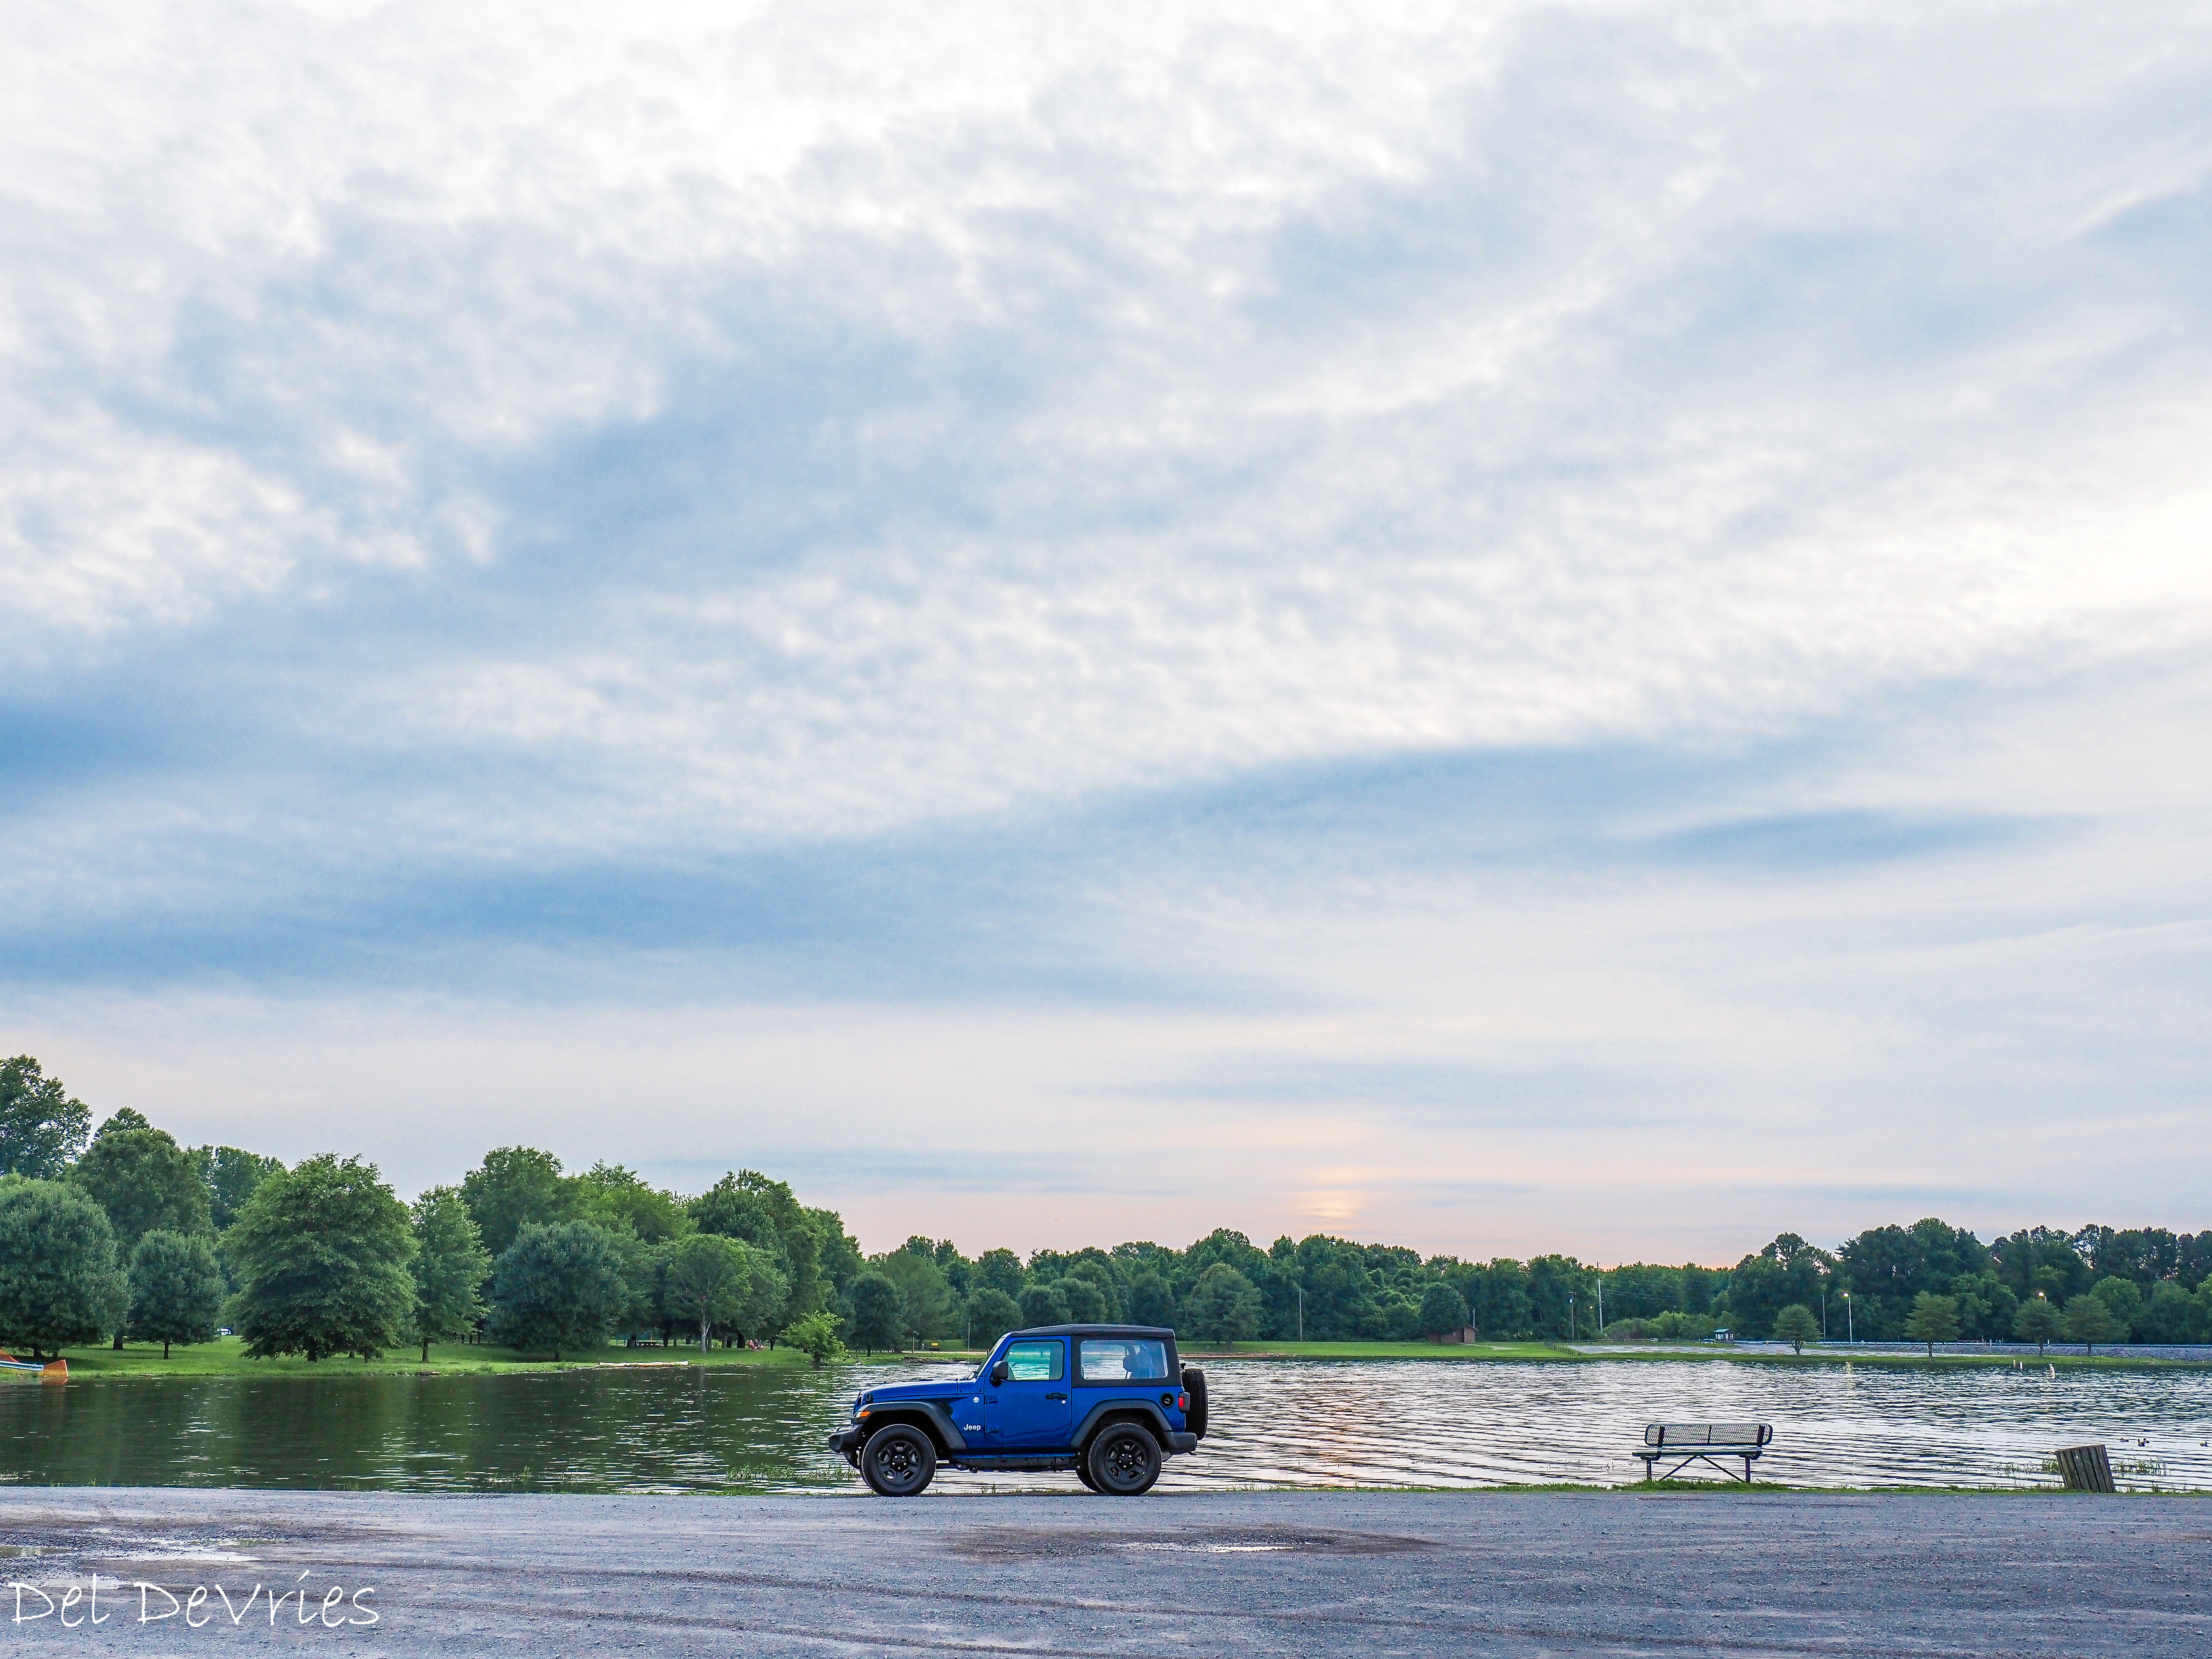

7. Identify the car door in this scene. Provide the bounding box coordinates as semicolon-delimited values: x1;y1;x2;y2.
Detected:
982;1338;1071;1448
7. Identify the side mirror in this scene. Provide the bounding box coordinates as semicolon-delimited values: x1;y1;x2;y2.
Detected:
989;1360;1009;1386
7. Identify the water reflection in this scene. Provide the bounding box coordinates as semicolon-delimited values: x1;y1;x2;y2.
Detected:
1;1360;2206;1494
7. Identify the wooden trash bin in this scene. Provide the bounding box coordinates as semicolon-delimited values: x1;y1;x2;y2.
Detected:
2055;1443;2115;1492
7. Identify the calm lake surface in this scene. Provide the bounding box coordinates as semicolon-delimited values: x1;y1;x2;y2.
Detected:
3;1359;2209;1494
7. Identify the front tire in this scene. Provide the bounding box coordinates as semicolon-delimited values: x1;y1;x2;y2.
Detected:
1074;1459;1100;1492
1087;1423;1162;1496
861;1424;937;1496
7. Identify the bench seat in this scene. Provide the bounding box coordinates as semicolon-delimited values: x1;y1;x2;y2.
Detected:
1634;1422;1773;1482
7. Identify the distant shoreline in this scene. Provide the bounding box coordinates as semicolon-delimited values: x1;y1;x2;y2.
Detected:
18;1334;2212;1382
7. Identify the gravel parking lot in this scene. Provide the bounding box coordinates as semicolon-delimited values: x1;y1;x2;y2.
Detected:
1;1487;2204;1656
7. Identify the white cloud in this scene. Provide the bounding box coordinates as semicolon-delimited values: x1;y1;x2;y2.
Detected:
5;0;2211;1247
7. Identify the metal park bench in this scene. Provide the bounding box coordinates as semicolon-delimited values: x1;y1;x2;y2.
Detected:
1636;1422;1772;1483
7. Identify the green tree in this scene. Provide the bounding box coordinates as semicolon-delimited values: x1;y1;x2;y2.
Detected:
0;1179;127;1358
126;1230;225;1358
1275;1235;1376;1340
785;1308;845;1367
1771;1303;1821;1355
692;1174;780;1246
192;1146;286;1232
663;1233;766;1353
691;1171;821;1327
227;1154;418;1360
70;1122;213;1321
485;1220;628;1360
1837;1219;1987;1340
1468;1261;1531;1339
1183;1263;1262;1349
1723;1236;1833;1340
973;1248;1026;1300
2013;1293;2063;1355
607;1230;667;1341
2088;1275;2144;1339
737;1171;823;1322
1127;1271;1176;1329
1063;1278;1109;1324
2140;1281;2204;1344
2063;1293;2117;1356
808;1208;864;1300
1948;1271;2017;1341
1018;1281;1070;1328
1066;1259;1123;1322
0;1057;92;1180
1417;1280;1470;1339
848;1272;904;1354
575;1163;692;1244
1525;1254;1586;1339
730;1239;791;1344
409;1186;491;1362
461;1147;578;1259
873;1250;952;1344
1903;1292;1960;1357
965;1287;1021;1347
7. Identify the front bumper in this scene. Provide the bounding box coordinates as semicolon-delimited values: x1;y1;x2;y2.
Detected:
827;1425;863;1463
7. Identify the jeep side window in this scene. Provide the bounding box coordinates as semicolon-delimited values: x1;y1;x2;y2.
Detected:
1077;1338;1169;1381
1001;1340;1064;1382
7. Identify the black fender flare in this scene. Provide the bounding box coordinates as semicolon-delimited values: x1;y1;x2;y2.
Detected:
863;1402;967;1455
1071;1398;1175;1452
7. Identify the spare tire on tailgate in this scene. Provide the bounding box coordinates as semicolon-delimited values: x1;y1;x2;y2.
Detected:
1181;1366;1208;1438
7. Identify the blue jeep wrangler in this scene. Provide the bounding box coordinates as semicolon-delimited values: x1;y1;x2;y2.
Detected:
827;1324;1208;1496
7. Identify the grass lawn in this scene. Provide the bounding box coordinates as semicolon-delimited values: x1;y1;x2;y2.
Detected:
1180;1340;1575;1360
28;1335;2199;1381
39;1335;823;1379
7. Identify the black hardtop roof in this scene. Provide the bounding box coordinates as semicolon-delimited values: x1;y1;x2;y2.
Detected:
1003;1324;1177;1340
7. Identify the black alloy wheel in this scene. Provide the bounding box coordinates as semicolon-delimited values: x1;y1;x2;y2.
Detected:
861;1424;937;1496
1086;1424;1162;1496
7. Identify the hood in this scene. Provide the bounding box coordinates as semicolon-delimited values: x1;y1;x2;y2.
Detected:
859;1377;969;1405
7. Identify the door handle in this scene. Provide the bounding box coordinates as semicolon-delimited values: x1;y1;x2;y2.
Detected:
1046;1392;1067;1401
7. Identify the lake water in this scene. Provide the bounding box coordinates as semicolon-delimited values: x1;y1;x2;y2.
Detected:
3;1359;2208;1494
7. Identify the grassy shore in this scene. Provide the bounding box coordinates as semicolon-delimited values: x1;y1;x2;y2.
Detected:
29;1334;2202;1380
1195;1339;2207;1369
37;1335;820;1379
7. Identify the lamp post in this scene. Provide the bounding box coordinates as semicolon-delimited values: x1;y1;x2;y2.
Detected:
1568;1293;1576;1341
1296;1285;1305;1343
1820;1281;1828;1340
1843;1292;1853;1344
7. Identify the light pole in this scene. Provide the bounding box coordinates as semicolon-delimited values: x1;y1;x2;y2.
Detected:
1568;1293;1576;1341
1843;1292;1853;1344
1820;1281;1827;1340
1296;1285;1304;1343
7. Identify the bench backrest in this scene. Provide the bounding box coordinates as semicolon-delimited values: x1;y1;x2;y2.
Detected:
1644;1422;1772;1448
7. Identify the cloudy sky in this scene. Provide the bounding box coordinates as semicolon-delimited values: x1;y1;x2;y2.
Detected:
4;0;2209;1262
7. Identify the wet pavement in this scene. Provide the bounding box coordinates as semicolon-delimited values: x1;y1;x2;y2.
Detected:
0;1487;2204;1654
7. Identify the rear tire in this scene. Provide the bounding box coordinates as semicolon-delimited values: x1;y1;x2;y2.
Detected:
1087;1423;1162;1496
861;1424;937;1496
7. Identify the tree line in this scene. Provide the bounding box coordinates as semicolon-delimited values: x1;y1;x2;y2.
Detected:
3;1056;2209;1362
